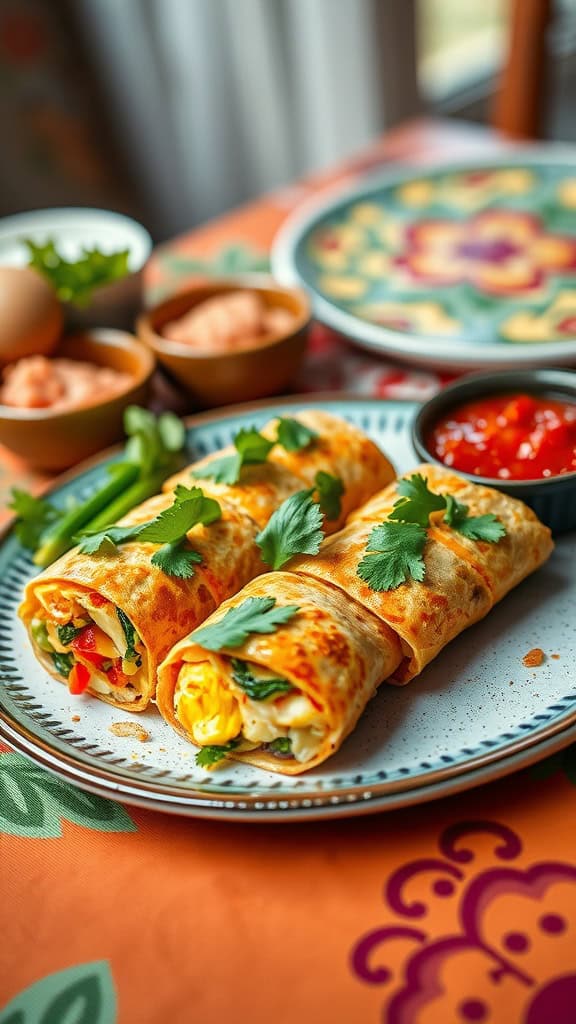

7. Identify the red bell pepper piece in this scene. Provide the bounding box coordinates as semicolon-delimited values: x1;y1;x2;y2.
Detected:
69;662;90;695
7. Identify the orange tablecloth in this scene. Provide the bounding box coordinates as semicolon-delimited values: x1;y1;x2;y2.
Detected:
2;121;576;1023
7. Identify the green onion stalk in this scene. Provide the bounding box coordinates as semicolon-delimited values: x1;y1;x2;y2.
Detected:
34;462;139;567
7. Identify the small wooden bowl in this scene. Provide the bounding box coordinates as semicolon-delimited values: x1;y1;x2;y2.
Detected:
0;329;155;470
137;279;310;407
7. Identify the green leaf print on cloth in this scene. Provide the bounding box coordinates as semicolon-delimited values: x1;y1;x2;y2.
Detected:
0;753;136;838
160;243;270;277
531;743;576;786
149;244;271;303
0;961;117;1024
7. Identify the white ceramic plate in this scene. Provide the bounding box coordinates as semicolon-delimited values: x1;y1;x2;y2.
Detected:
1;397;575;821
0;207;152;271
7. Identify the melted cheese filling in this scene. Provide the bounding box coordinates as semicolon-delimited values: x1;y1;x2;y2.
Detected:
31;585;145;702
174;657;327;763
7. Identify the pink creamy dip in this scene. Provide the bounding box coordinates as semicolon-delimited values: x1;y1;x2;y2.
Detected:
0;355;132;411
162;290;295;353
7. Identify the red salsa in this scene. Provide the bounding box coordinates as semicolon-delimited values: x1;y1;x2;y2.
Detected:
427;392;576;481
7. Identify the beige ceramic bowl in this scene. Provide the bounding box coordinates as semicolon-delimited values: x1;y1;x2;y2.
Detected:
0;329;155;470
137;279;310;407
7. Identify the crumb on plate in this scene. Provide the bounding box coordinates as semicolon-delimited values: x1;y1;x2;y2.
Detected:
522;648;545;667
71;715;81;722
109;721;150;743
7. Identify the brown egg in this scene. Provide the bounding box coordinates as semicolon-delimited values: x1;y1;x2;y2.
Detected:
0;266;63;364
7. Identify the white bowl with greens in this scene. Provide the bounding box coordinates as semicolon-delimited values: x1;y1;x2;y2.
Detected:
0;208;152;329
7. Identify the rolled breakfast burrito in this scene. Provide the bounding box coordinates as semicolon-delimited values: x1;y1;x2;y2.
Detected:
19;411;394;710
163;410;395;533
296;464;554;682
156;465;553;772
156;573;404;773
19;492;265;710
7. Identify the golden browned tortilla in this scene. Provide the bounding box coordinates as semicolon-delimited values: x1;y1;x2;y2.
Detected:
20;411;395;710
156;465;553;772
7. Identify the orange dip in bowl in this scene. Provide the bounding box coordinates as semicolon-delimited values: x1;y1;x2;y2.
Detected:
162;290;295;353
0;355;132;411
427;392;576;481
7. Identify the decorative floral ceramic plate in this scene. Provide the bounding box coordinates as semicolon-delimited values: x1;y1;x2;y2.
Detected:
272;152;576;369
1;397;575;821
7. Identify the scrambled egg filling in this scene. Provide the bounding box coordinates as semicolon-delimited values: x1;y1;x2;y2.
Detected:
174;658;327;763
30;585;145;701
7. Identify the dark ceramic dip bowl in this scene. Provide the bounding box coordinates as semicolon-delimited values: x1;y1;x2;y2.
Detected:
412;368;576;533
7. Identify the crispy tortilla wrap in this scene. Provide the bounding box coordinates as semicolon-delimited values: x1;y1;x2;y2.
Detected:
164;410;395;533
297;465;553;682
20;412;394;710
19;493;264;710
156;573;403;773
156;465;553;772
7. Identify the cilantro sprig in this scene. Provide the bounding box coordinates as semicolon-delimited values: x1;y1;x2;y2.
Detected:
389;474;447;526
358;522;427;592
443;494;507;542
195;740;240;768
314;471;344;521
231;658;294;701
191;416;317;486
256;489;324;570
275;417;318;452
357;473;506;592
192;428;275;486
189;597;299;651
77;485;222;579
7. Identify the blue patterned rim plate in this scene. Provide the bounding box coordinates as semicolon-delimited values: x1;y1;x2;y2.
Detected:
1;397;575;821
271;149;576;371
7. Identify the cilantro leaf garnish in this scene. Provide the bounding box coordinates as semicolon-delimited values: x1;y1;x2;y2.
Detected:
136;485;221;542
231;658;294;700
77;486;221;578
189;597;299;651
389;473;447;526
195;740;240;768
275;417;318;452
357;475;507;592
357;521;427;592
26;238;130;307
314;471;344;521
256;489;324;570
192;427;275;485
116;608;142;665
191;453;241;486
150;541;203;579
78;525;141;555
51;651;74;678
443;494;506;542
56;623;85;647
9;489;59;550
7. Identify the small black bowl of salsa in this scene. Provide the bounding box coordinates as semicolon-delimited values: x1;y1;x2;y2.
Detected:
412;368;576;533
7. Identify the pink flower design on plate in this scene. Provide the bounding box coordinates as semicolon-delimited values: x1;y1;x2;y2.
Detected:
397;210;576;296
